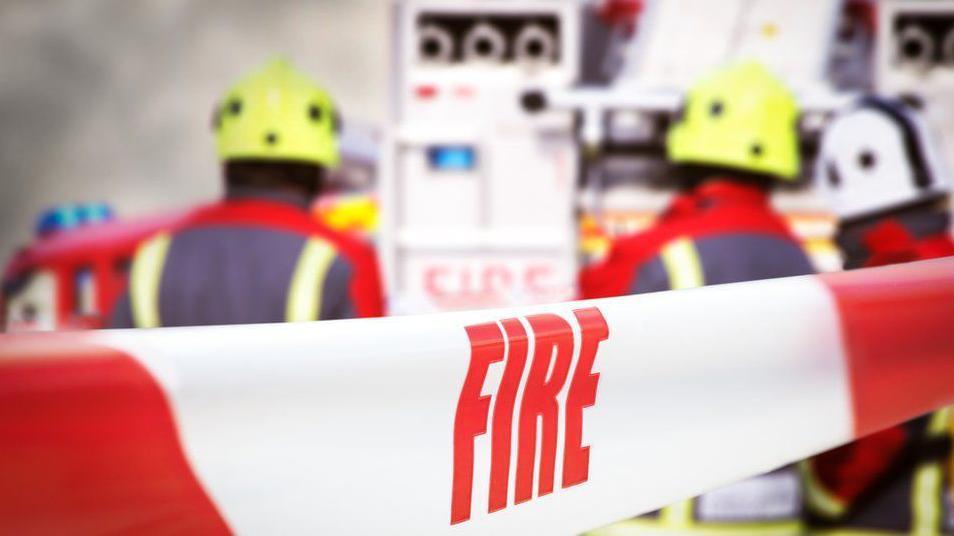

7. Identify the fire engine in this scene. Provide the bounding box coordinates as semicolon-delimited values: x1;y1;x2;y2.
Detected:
877;0;954;172
1;206;186;332
381;0;583;314
541;0;882;268
383;0;870;317
9;0;953;326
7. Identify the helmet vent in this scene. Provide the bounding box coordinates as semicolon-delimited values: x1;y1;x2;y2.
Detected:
213;59;340;167
309;104;322;122
826;162;842;187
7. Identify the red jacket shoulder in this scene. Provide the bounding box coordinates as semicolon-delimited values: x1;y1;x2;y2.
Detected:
177;199;386;318
308;226;385;319
579;223;679;299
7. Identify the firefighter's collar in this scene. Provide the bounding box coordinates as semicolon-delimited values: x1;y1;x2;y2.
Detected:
693;178;770;208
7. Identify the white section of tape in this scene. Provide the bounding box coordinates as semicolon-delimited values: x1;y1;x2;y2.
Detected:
101;274;852;535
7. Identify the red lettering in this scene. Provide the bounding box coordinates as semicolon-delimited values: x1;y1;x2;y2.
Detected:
424;267;449;298
460;268;474;296
451;322;505;524
524;265;553;293
482;265;513;295
488;318;528;512
563;307;609;488
516;314;574;503
452;308;609;524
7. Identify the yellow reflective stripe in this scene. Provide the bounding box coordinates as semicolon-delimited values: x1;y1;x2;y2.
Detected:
660;499;695;528
660;237;704;289
129;232;172;328
811;530;905;536
910;409;950;534
950;408;954;502
911;461;943;535
799;459;848;518
584;518;801;536
927;408;950;436
285;237;337;322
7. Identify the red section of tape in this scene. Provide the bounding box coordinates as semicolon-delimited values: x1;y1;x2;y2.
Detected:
822;258;954;438
0;334;231;534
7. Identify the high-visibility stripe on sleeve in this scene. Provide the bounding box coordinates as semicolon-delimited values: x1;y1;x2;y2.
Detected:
651;240;704;529
911;408;951;535
949;410;954;498
285;237;338;322
928;408;949;436
660;237;704;290
799;460;848;519
912;461;943;535
130;233;172;329
659;499;694;528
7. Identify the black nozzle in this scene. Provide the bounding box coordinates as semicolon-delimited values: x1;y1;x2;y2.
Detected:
521;90;548;113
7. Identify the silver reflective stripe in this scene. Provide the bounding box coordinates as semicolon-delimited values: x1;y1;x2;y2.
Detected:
130;233;172;328
697;469;801;522
285;237;337;322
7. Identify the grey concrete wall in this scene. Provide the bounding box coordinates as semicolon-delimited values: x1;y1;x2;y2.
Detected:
0;0;388;260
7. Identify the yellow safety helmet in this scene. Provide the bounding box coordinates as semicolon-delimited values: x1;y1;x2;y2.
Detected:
213;58;340;168
667;62;800;180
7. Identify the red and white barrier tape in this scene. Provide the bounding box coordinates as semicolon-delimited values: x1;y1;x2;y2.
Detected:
1;258;953;534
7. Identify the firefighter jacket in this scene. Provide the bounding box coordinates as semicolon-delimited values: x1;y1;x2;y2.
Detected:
580;179;814;297
583;178;815;535
802;206;954;535
111;186;384;328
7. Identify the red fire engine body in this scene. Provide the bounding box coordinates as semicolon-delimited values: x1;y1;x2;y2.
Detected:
2;211;188;332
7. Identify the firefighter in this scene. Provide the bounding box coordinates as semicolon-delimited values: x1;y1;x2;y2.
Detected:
583;62;812;534
802;96;953;535
111;59;384;328
581;62;813;300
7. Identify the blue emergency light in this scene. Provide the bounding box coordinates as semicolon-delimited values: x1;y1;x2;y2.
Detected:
36;206;82;236
427;145;477;171
35;202;115;237
78;202;114;224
